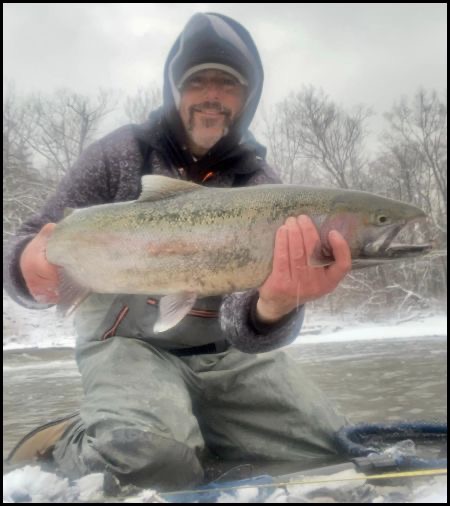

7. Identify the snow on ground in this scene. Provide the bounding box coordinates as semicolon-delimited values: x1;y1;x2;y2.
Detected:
3;464;447;503
3;290;76;350
295;314;447;345
3;466;106;503
3;290;447;350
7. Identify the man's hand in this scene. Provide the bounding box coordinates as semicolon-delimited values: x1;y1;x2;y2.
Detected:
19;223;60;304
257;215;351;323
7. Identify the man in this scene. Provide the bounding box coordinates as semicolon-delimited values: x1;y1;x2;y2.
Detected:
4;13;351;490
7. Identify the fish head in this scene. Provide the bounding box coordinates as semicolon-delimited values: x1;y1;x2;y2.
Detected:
315;191;433;268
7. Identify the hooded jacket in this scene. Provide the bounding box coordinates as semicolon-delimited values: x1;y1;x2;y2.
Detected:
3;13;305;353
135;12;267;184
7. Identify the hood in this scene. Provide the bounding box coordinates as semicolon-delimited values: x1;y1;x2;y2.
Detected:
160;12;264;172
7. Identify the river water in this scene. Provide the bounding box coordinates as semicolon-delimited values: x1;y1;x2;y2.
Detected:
3;336;446;464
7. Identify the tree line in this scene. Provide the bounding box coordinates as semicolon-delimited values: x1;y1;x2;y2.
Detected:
262;86;446;319
3;82;447;320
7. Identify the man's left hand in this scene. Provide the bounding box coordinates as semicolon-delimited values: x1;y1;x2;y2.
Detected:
256;214;352;323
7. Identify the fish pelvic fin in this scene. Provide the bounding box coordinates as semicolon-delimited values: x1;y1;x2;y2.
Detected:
56;268;91;317
153;292;197;334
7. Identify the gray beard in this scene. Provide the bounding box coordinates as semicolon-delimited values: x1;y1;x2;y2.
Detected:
187;109;231;150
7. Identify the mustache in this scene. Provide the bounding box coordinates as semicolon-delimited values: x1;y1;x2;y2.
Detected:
189;101;232;116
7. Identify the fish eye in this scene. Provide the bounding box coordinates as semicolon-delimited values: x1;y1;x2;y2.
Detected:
376;214;391;225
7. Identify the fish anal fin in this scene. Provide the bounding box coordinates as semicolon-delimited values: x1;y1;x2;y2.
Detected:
154;292;197;333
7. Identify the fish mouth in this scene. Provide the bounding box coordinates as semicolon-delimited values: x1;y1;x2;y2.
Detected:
363;218;433;260
383;242;433;258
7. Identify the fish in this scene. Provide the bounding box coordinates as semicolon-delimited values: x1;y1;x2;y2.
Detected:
46;175;432;332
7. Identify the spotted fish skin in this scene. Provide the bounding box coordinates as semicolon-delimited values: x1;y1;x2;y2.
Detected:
46;175;430;327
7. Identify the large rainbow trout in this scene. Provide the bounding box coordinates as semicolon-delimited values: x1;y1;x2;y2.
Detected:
46;175;432;332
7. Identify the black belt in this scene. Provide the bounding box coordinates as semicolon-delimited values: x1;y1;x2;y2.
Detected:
168;341;229;357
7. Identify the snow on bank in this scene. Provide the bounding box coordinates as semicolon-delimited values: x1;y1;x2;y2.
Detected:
3;291;447;351
3;464;447;503
294;314;447;345
3;466;106;503
3;291;75;350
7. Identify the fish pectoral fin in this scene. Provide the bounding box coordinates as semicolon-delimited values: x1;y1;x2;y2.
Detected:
154;292;197;334
56;268;91;317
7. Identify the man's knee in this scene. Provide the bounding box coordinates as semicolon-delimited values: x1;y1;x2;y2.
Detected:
90;426;204;489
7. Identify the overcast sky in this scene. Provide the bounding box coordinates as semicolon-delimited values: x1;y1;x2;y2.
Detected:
3;3;447;144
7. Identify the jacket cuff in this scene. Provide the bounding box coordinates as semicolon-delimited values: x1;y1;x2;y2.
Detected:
248;292;303;335
220;289;305;354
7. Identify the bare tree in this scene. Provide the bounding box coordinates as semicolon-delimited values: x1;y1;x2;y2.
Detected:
4;85;119;250
3;83;56;246
25;88;118;179
263;85;446;320
3;82;35;175
378;89;447;296
124;85;162;124
382;89;447;229
261;100;322;185
263;86;372;188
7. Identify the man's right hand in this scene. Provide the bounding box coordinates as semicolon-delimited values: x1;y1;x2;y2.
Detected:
19;223;60;304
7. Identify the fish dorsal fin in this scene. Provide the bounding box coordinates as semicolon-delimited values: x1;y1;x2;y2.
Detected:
138;175;204;203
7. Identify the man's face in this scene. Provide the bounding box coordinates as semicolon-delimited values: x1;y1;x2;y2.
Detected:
178;69;247;156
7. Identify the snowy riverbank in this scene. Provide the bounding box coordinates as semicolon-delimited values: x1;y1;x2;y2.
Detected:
3;291;447;350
